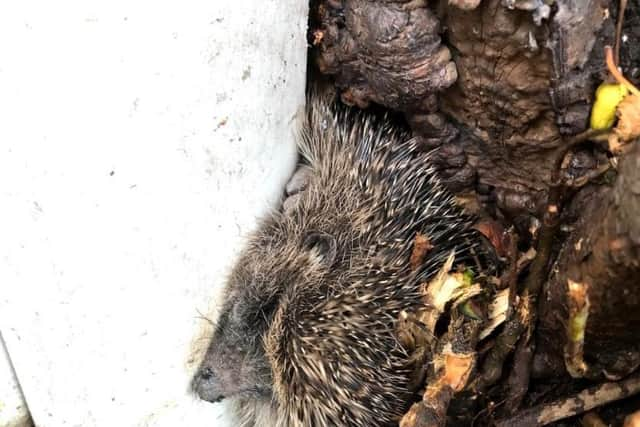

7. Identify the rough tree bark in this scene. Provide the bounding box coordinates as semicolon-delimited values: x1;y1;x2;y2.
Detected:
310;0;640;424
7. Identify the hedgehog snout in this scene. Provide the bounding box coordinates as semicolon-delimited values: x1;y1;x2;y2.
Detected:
194;360;248;404
192;366;227;403
192;343;253;404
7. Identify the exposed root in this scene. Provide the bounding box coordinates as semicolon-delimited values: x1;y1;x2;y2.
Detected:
401;312;481;427
614;0;628;66
564;279;594;379
400;348;476;427
472;127;614;410
503;337;534;414
477;299;528;389
494;372;640;427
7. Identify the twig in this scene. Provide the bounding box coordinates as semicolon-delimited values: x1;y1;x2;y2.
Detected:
504;337;534;413
495;372;640;427
614;0;628;67
565;163;611;188
606;46;640;97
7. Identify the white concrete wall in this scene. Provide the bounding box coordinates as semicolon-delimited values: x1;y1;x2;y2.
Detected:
0;1;308;426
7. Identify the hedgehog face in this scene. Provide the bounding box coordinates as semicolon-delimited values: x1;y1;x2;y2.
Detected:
192;268;276;403
193;218;340;407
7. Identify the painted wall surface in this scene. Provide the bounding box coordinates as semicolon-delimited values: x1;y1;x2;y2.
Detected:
0;1;307;426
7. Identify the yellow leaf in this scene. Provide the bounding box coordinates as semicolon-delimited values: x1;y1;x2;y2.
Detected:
590;83;629;130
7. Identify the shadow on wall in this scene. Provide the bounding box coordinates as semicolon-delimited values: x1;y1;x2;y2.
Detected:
1;332;33;427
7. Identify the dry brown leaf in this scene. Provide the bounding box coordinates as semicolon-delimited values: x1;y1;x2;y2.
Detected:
616;94;640;140
311;30;324;46
419;256;482;333
478;288;510;340
410;233;433;271
609;94;640;152
474;219;511;259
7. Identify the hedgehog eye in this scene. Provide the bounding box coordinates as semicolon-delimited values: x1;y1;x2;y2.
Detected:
230;293;278;327
303;231;337;266
231;299;244;322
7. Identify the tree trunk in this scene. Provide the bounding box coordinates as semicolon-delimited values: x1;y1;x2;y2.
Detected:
310;0;640;423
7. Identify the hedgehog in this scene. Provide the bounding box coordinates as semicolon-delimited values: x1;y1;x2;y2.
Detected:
192;95;489;427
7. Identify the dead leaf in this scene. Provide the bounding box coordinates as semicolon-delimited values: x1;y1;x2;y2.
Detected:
474;219;511;259
410;233;433;271
603;46;640;152
312;30;324;46
419;253;483;332
478;288;510;340
609;94;640;152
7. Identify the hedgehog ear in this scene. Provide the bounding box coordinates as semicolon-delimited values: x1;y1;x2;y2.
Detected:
303;231;337;266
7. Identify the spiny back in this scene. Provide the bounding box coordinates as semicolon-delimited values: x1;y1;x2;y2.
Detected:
263;97;483;426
